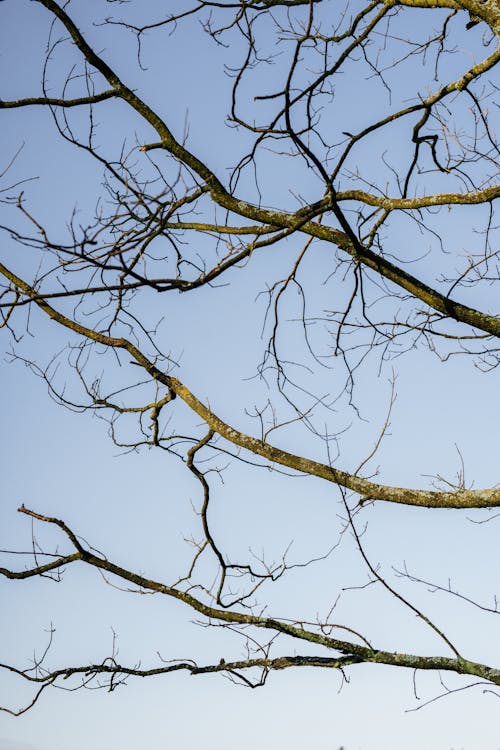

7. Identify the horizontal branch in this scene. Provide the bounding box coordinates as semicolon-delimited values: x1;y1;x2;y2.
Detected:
149;181;500;229
0;90;116;109
1;505;500;698
337;184;500;210
2;653;361;688
389;0;500;35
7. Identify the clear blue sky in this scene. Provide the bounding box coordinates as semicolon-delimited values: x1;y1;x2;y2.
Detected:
1;2;499;749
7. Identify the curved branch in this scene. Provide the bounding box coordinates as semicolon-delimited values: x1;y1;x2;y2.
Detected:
0;259;499;509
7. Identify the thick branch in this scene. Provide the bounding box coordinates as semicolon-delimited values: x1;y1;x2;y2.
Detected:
2;505;500;692
27;1;500;340
388;0;500;34
336;185;500;210
0;259;498;509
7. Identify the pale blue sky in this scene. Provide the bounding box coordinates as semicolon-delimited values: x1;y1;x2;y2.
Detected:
1;2;499;749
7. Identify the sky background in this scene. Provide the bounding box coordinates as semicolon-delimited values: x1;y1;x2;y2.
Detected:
1;1;500;749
